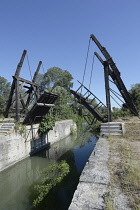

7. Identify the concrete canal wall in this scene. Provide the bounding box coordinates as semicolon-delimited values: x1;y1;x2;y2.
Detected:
69;137;109;210
0;119;76;172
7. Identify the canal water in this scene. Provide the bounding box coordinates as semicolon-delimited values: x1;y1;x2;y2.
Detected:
0;129;98;210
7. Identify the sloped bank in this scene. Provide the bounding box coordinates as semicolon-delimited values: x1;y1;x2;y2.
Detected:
0;119;76;172
69;137;110;210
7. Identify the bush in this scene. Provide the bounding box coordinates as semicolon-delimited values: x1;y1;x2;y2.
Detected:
38;114;55;135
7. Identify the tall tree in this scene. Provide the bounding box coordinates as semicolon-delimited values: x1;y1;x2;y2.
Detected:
51;86;74;120
41;67;73;91
0;76;11;115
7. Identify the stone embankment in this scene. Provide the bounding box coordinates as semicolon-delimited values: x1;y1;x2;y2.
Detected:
0;119;76;172
69;137;109;210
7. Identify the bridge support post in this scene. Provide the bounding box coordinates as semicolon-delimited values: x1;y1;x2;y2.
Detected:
15;78;20;122
104;61;112;122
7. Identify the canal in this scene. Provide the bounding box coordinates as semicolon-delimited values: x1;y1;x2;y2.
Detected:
0;129;98;210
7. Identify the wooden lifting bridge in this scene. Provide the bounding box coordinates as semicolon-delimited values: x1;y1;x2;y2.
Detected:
4;50;58;124
70;34;139;124
4;34;139;125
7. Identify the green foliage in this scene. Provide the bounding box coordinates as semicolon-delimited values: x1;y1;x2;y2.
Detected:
113;108;132;119
112;83;140;119
40;67;73;92
38;114;55;135
0;76;11;114
38;66;75;121
49;86;76;121
70;124;76;135
0;113;4;119
89;121;101;136
129;83;140;112
70;115;83;126
33;160;70;207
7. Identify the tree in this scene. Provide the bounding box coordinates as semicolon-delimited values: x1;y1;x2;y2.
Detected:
34;73;44;94
41;67;73;91
51;86;74;120
112;83;140;119
129;83;140;112
38;67;74;120
0;76;11;115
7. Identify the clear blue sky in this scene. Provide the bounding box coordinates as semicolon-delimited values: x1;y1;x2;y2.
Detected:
0;0;140;106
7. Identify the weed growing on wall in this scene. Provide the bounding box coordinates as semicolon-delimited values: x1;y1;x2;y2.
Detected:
14;123;26;136
70;124;76;135
33;160;70;207
38;114;55;135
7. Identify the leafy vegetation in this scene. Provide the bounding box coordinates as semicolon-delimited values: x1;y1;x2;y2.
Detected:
112;108;132;119
38;114;55;135
112;83;140;119
37;67;78;122
129;83;140;112
0;76;11;116
51;86;74;121
70;124;77;135
33;160;70;207
40;67;73;92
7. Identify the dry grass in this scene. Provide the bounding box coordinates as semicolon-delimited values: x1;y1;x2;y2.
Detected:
104;187;114;210
107;121;140;210
124;122;140;141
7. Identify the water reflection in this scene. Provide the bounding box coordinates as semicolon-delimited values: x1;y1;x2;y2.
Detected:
0;130;97;210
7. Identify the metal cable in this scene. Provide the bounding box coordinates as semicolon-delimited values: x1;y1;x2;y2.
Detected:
41;62;45;74
109;79;115;84
82;37;91;85
26;54;32;81
80;38;91;98
89;53;95;90
110;88;123;98
110;94;122;107
110;88;125;104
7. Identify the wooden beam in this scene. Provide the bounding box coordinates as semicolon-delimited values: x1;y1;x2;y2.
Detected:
13;76;38;86
36;103;55;107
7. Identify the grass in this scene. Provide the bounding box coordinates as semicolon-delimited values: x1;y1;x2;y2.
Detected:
104;187;114;210
119;138;140;209
107;121;140;210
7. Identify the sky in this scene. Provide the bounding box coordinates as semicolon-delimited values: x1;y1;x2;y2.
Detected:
0;0;140;107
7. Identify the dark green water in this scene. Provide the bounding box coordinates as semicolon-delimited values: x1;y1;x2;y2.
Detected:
0;130;97;210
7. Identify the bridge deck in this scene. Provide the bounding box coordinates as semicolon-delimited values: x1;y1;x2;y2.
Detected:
23;91;58;125
70;82;107;123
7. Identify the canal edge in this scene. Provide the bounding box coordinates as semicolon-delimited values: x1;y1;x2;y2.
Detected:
68;137;109;210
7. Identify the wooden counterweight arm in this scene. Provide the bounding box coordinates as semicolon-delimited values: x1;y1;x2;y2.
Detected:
90;34;138;116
